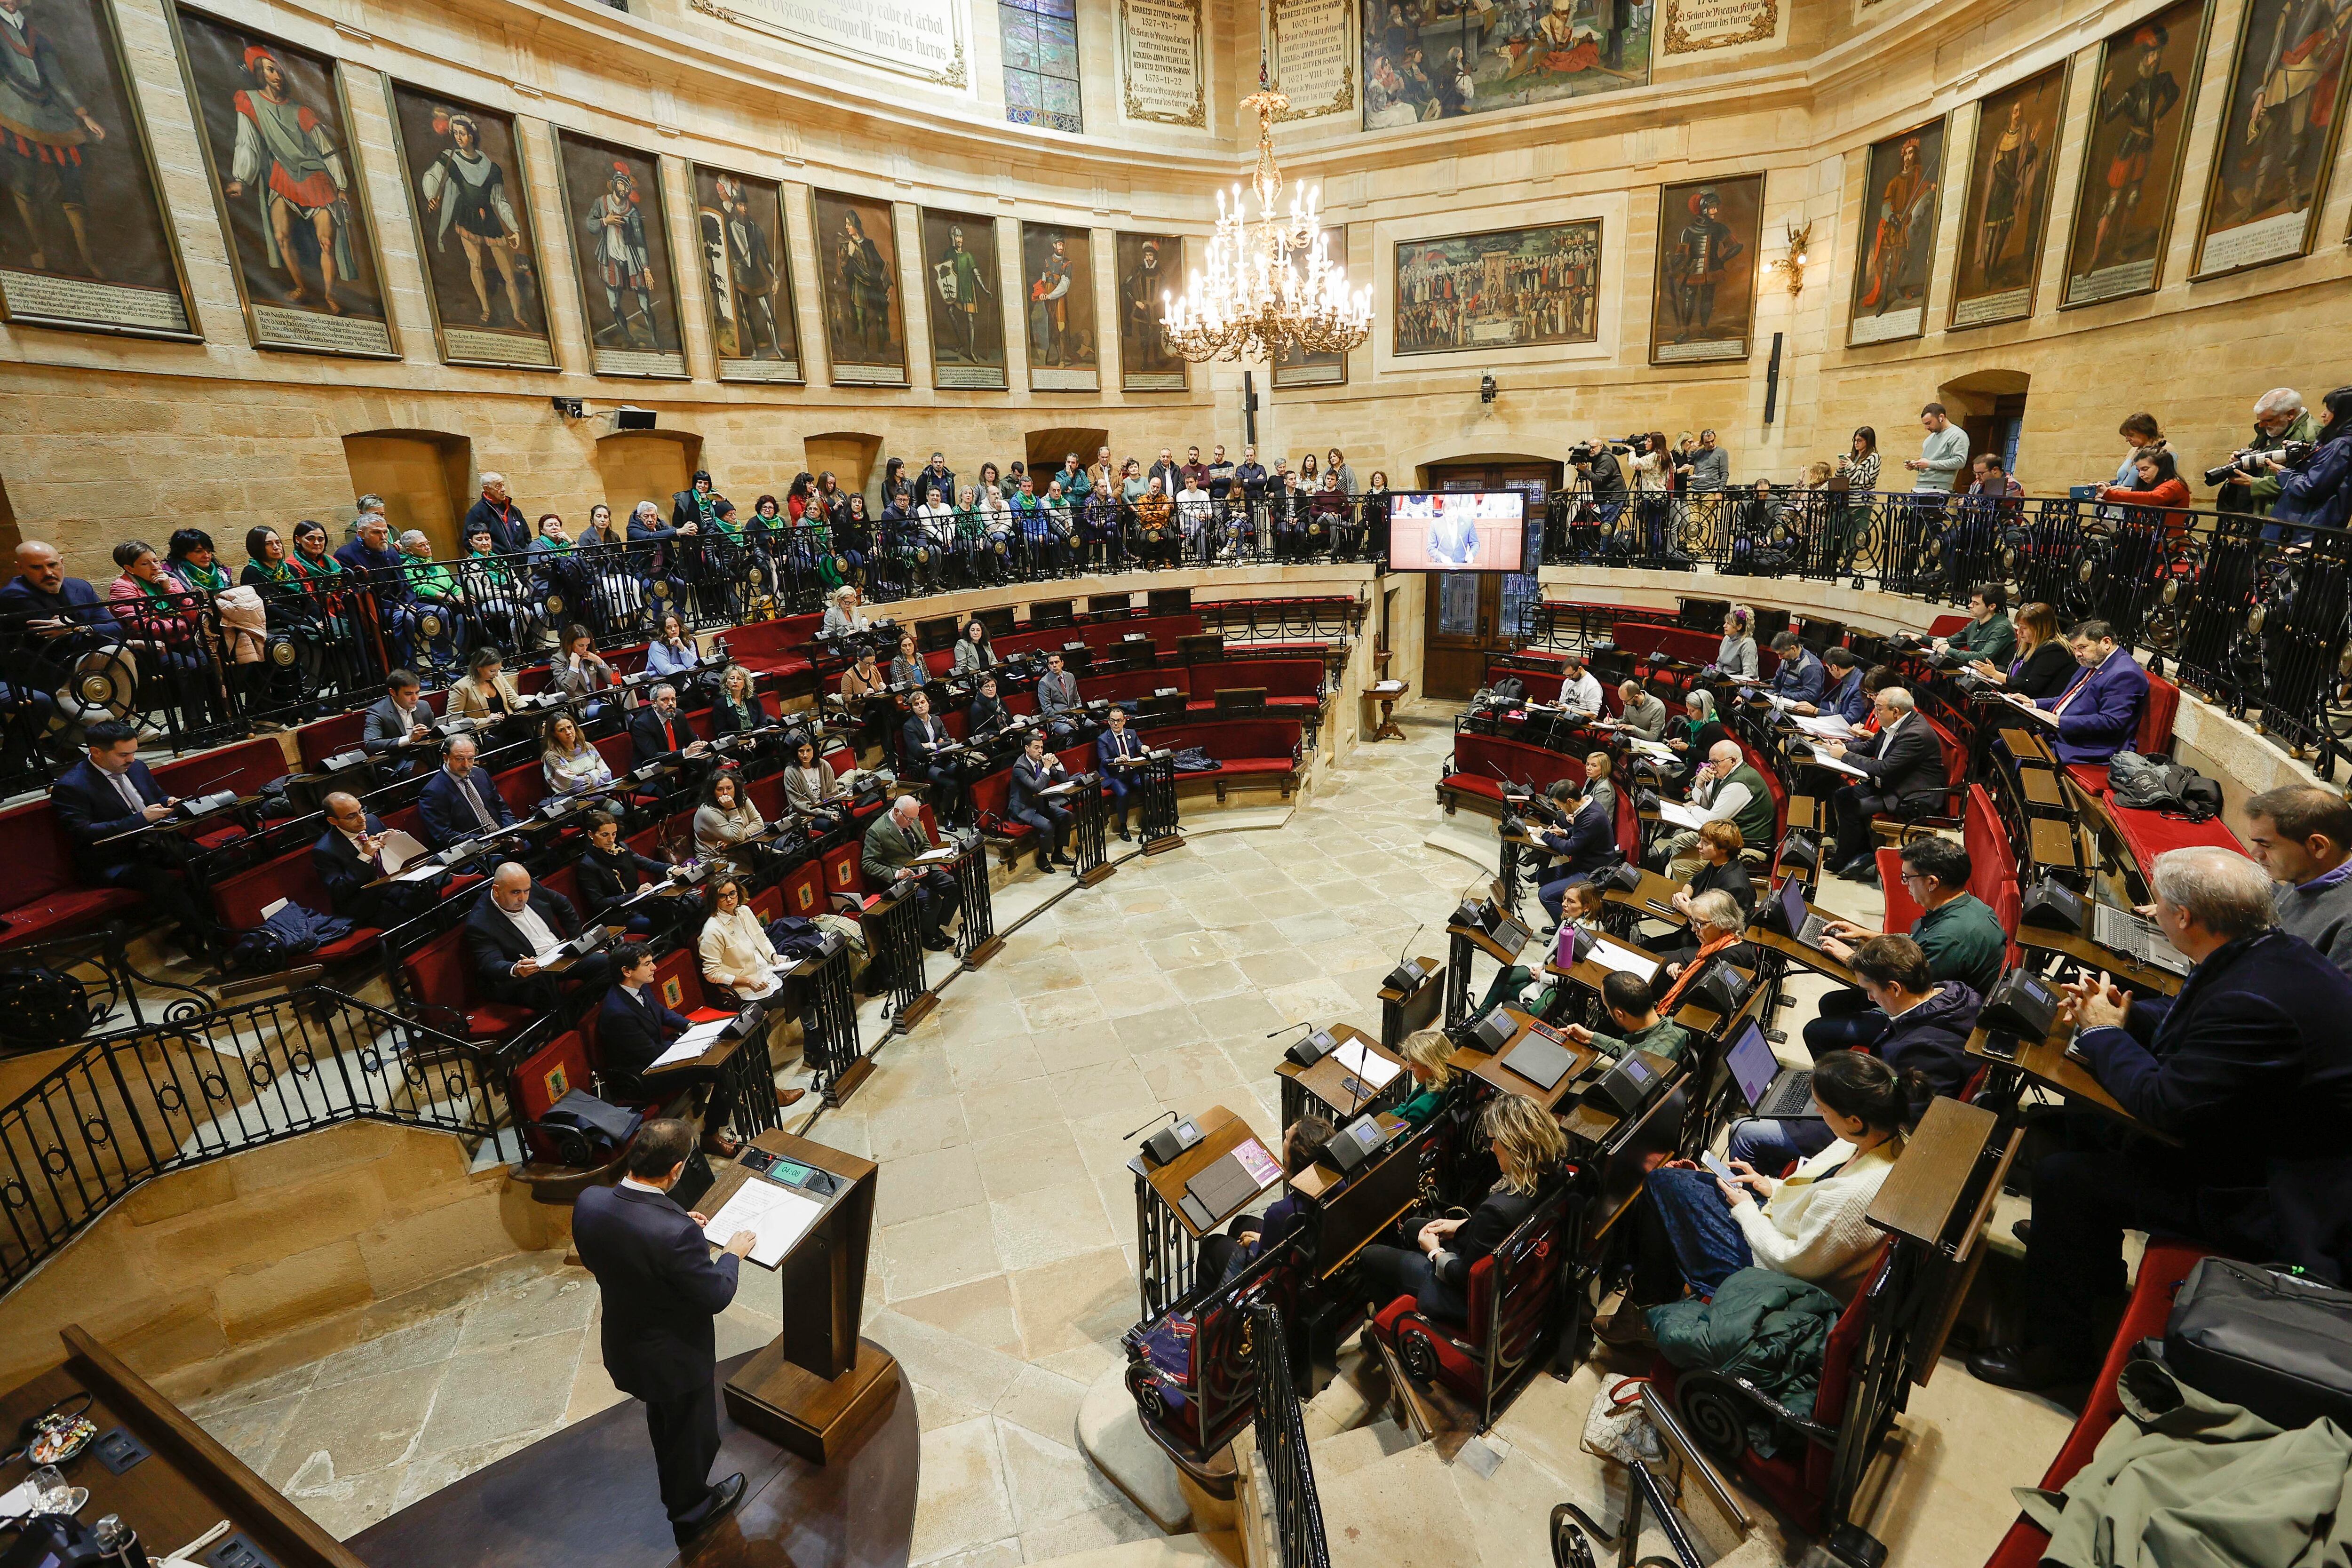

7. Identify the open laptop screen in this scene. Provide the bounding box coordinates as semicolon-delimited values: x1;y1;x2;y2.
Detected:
1726;1019;1780;1110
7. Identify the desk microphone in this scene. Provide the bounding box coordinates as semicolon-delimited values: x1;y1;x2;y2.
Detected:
1383;924;1429;993
1267;1019;1315;1040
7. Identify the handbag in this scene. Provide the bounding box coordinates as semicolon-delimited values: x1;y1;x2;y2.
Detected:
2162;1257;2352;1431
1579;1375;1664;1465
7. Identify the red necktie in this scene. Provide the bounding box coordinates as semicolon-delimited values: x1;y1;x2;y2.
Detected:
665;719;679;751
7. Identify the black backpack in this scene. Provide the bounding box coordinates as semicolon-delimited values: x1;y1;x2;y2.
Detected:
538;1089;643;1167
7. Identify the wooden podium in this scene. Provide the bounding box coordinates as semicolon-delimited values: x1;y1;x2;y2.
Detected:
709;1130;901;1465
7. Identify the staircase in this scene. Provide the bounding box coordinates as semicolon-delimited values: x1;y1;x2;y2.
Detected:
0;986;510;1291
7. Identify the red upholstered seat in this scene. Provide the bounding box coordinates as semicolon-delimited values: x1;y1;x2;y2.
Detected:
400;925;533;1042
295;710;367;771
1370;1186;1569;1429
208;849;381;960
1877;847;1922;933
2137;673;2180;756
821;841;882;913
779;861;825;918
2099;789;2249;867
1982;1242;2212;1568
724;613;823;678
1124;1241;1301;1467
1925;613;1970;640
751;884;782;923
1441;735;1586;813
0;799;141;949
511;1029;598;1164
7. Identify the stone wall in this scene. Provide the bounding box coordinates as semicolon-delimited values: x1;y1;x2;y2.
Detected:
0;1121;567;1400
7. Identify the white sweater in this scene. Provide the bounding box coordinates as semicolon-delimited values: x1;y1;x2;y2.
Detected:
699;906;780;998
1730;1138;1901;1299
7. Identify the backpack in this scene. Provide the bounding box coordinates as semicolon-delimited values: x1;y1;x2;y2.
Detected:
2107;750;2223;821
1170;747;1221;774
538;1088;643;1167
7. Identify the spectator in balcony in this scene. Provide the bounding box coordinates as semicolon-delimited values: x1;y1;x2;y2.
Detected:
916;452;956;511
393;529;461;666
1935;581;2016;667
627;499;694;607
1690;429;1730;491
162;528;230;599
466;472;533;555
107;541;204;669
2270;384;2352;538
2243;784;2352;972
2017;618;2148;766
1905;402;1969;493
1233;445;1269;514
1766;631;1826;705
461;520;541;650
1136;476;1176;567
1968;600;2073;700
2095;446;2194;539
1709;604;1757;679
1826;427;1881;573
2111;412;2167;491
1669;431;1698;491
1615;678;1669;740
1327;448;1357;497
1968;452;2023;504
2218;388;2316;521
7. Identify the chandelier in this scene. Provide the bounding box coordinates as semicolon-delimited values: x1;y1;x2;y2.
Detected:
1160;45;1373;365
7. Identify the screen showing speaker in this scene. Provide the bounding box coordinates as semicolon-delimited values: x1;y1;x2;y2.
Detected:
1385;492;1527;573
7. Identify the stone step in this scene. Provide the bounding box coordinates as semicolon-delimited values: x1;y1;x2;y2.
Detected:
1077;1363;1195;1535
1025;1533;1221;1568
1307;1417;1417;1480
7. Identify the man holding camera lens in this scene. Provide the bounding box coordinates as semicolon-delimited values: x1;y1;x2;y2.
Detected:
1571;439;1629;559
2216;388;2316;522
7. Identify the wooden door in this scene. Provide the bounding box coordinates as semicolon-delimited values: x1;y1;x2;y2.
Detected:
1421;462;1559;699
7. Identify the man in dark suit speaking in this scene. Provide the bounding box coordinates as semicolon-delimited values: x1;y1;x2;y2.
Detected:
574;1118;757;1546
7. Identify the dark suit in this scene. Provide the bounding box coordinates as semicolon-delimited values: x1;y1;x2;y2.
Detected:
312;814;445;927
860;810;955;943
1358;1184;1539;1322
1829;713;1947;866
463;883;609;1009
464;495;533;556
362;694;432;778
1;574;125;685
580;842;670;928
1097;725;1145;831
572;1182;741;1537
1010;754;1071;868
630;707;707;802
968;696;1015;744
2035;650;2149;765
1536;798;1616;920
50;756;207;941
2026;931;2352;1362
419;764;518;850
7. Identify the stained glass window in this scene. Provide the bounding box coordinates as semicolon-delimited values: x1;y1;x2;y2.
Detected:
1000;0;1081;135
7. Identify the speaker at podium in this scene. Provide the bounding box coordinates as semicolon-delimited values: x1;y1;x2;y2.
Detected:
697;1130;898;1465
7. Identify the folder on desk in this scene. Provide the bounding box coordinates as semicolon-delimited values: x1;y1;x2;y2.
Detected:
1184;1148;1268;1227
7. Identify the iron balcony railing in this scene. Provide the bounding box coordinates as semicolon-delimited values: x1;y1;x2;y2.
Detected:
1250;1301;1330;1568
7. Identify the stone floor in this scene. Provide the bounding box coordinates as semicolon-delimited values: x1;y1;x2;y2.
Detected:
187;698;2078;1565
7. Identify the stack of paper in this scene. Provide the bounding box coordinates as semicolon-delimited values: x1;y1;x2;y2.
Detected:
1588;938;1661;981
1331;1038;1402;1090
1794;714;1856;739
649;1018;730;1069
701;1179;824;1267
1657;800;1710;832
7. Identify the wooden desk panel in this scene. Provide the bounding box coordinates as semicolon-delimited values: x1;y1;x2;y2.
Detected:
2015;927;2184;996
1744;926;1858;988
1867;1096;1996;1247
1274;1025;1400;1119
1143;1104;1274;1238
1603;868;1696;930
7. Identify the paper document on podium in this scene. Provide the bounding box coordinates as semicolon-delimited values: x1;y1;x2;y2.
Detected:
650;1019;730;1070
704;1178;824;1267
1811;753;1869;779
1331;1038;1401;1090
1587;938;1660;982
1793;714;1856;739
1656;800;1710;832
914;846;961;864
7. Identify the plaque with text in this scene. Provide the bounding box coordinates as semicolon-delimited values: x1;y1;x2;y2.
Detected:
1270;0;1354;121
687;0;969;87
1120;0;1205;127
1661;0;1783;56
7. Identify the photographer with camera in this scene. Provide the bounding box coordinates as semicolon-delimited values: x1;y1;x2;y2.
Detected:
1569;437;1630;560
2269;385;2352;539
2212;389;2317;533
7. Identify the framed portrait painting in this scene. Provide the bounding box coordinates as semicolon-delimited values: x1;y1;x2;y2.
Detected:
2192;0;2352;278
919;207;1007;390
2058;0;2211;309
0;0;200;341
1846;116;1947;347
1949;62;2069;329
1115;231;1185;390
689;163;801;383
1019;222;1098;390
169;5;397;357
1649;175;1762;364
553;129;687;378
382;83;555;369
1393;219;1603;356
811;187;908;386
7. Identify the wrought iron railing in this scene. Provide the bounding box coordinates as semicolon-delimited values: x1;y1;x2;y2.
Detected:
1250;1301;1330;1568
9;482;2346;797
0;986;509;1289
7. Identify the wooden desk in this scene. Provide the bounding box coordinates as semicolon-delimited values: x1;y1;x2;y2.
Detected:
1279;1025;1402;1123
1367;679;1409;742
1451;1009;1601;1114
1867;1096;2000;1247
643;1024;747;1079
2014;927;2185;996
0;1327;364;1568
2019;767;2066;812
1963;1023;2169;1138
1446;920;1533;969
1998;727;2056;765
1603;868;1694;930
1143;1104;1278;1239
1294;1114;1430;1278
1376;957;1443;1049
1743;926;1859;988
2031;816;2085;874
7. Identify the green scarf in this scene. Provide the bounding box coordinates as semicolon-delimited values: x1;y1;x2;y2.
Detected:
177;560;229;592
296;548;343;578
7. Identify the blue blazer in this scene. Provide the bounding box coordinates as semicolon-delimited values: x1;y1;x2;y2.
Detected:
419;764;518;849
1098;726;1144;770
334;539;414;601
2036;651;2148;764
572;1183;740;1402
597;982;691;1086
1538;799;1616;880
2075;930;2352;1278
51;756;166;875
1821;668;1870;725
0;574;123;656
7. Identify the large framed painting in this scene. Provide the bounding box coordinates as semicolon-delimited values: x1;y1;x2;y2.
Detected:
0;0;200;341
1949;62;2070;330
1020;222;1098;390
920;207;1007;390
1393;219;1603;356
811;187;907;386
2059;0;2211;309
689;163;800;383
1362;0;1650;128
169;6;396;357
1271;225;1350;387
553;129;686;377
2193;0;2352;279
1115;231;1185;390
382;83;554;369
1649;175;1762;365
1845;116;1947;347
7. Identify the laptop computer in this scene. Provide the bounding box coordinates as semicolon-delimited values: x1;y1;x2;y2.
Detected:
1726;1018;1821;1120
2089;902;2194;978
1773;876;1833;951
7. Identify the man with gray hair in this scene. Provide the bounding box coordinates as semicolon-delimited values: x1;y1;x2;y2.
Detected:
2219;388;2317;520
2244;784;2352;971
1689;429;1729;490
1969;843;2352;1391
1652;738;1775;878
861;793;958;950
465;470;532;554
1821;683;1947;880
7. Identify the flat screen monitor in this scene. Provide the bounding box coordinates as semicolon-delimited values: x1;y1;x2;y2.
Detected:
1385;491;1527;573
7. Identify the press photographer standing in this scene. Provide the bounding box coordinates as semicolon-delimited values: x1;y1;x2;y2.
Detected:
2216;387;2317;520
2269;385;2352;537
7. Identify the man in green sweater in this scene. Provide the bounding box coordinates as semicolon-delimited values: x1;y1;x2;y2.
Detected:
1655;740;1777;879
1565;971;1693;1067
1936;582;2016;667
1811;836;2005;1052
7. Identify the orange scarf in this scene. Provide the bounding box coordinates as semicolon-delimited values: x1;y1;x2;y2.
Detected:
1660;931;1738;1013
